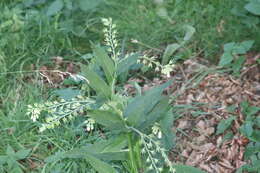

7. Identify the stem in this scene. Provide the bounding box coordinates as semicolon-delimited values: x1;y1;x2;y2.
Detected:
135;140;143;171
127;133;139;173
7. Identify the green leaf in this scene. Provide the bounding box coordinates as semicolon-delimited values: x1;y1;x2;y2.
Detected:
216;116;236;135
88;110;126;130
248;130;260;142
226;105;237;113
46;0;64;16
245;1;260;15
101;135;127;153
53;88;81;100
78;0;103;12
241;101;249;114
223;42;236;52
138;97;170;130
232;40;254;54
246;106;260;117
219;52;233;66
173;164;206;173
93;45;115;84
124;80;172;127
162;43;180;65
85;154;117;173
240;122;253;137
160;109;175;150
183;25;196;42
117;53;140;74
232;56;245;76
244;143;260;159
81;65;111;99
45;136;128;163
46;150;117;173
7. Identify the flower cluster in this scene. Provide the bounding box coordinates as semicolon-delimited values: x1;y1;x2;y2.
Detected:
101;18;119;61
84;118;95;132
26;96;95;132
138;54;175;78
140;133;175;173
128;126;175;173
152;123;162;139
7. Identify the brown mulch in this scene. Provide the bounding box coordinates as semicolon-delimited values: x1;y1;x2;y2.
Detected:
124;53;260;173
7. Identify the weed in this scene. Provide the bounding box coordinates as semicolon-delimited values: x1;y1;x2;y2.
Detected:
218;40;254;76
26;18;206;173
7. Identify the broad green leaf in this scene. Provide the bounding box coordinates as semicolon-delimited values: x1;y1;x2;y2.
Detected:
85;154;117;173
88;110;126;130
223;42;236;52
117;53;140;74
81;65;111;99
101;135;127;153
53;88;81;100
46;0;64;16
173;164;206;173
216;116;236;135
238;160;260;173
248;130;260;142
78;0;103;12
93;45;115;84
226;105;237;113
45;136;128;163
241;101;249;114
219;52;233;66
240;122;253;137
162;43;180;65
46;151;117;173
244;143;260;159
183;25;196;41
246;106;260;117
124;80;172;127
232;40;254;54
80;137;128;160
232;56;245;76
138;97;170;130
245;1;260;15
160;109;175;150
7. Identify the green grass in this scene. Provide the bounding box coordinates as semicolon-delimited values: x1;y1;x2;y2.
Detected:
100;0;259;61
0;0;259;172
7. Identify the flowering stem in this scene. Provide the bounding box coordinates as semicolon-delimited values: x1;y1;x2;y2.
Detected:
127;132;139;173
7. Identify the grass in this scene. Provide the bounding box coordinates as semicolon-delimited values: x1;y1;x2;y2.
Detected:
101;0;259;61
0;0;259;172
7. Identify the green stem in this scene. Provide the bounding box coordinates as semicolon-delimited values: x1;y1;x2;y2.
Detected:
127;133;139;173
135;140;143;171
